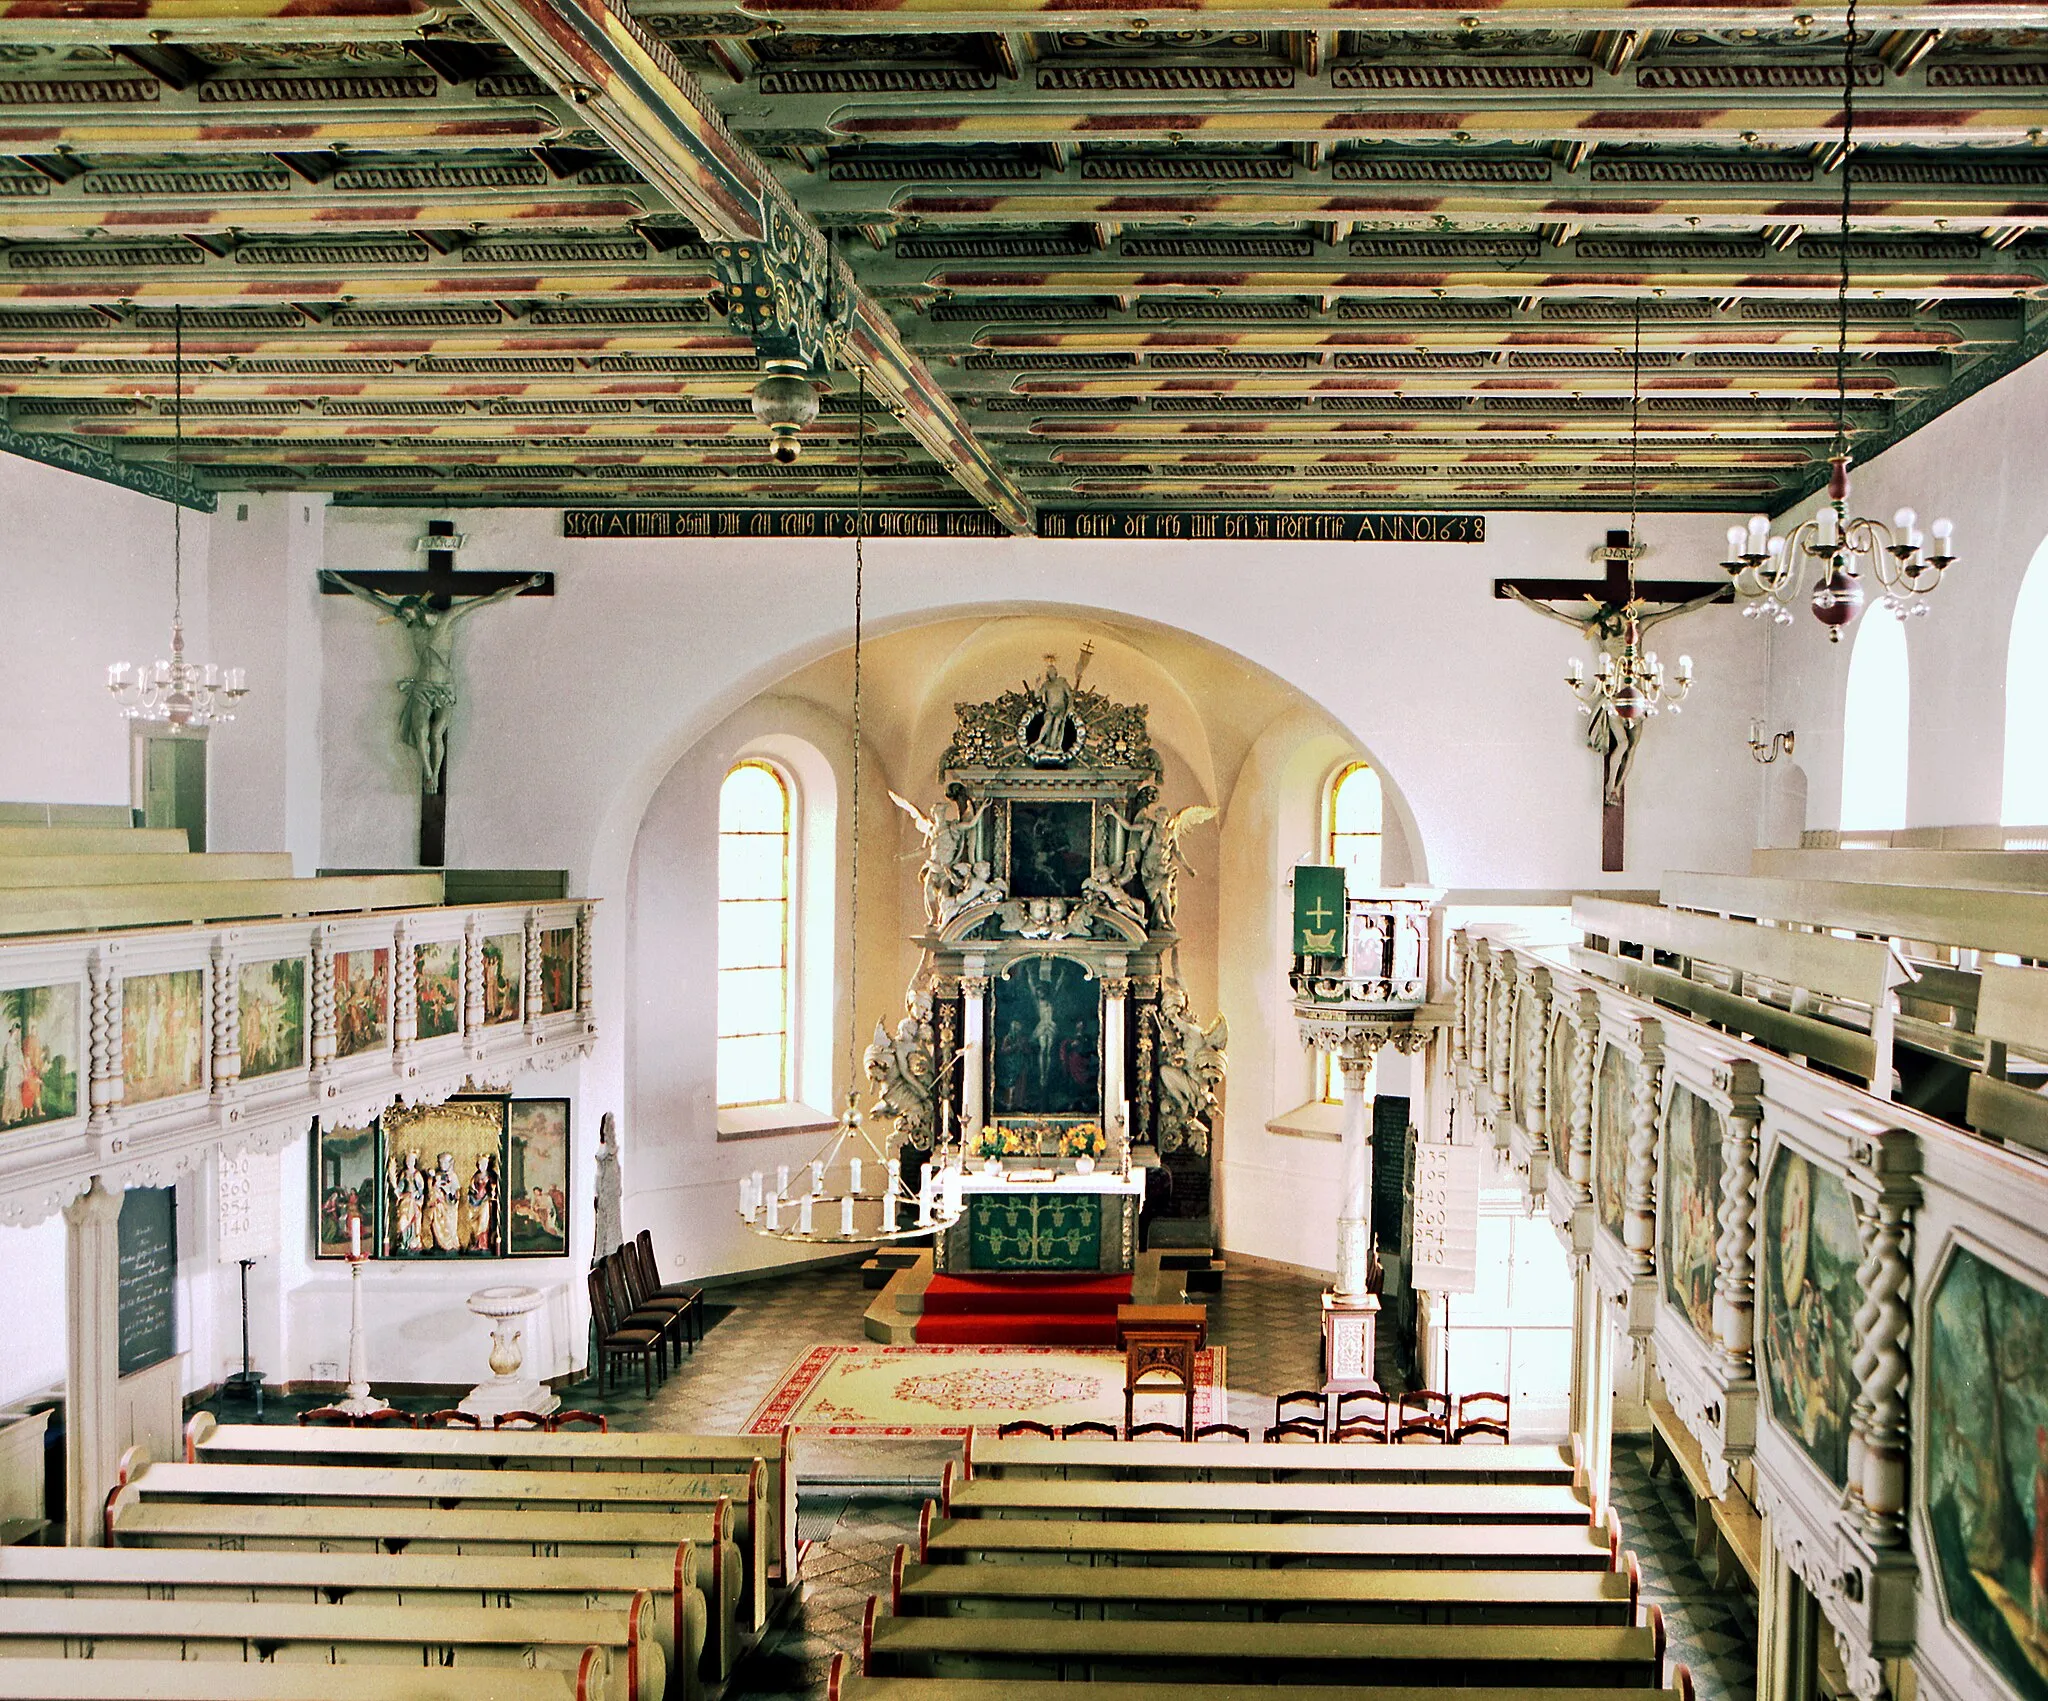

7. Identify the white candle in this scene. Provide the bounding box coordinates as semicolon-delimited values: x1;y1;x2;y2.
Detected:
739;1178;752;1220
798;1196;813;1235
349;1213;361;1260
1747;513;1770;549
1932;517;1954;555
887;1158;902;1198
810;1161;825;1197
767;1194;780;1230
850;1157;863;1195
1725;523;1747;559
841;1195;855;1237
776;1165;790;1197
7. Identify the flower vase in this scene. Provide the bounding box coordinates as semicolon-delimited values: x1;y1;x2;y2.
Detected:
1073;1154;1096;1176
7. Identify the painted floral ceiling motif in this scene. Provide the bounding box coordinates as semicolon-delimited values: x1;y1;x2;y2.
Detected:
0;0;2040;526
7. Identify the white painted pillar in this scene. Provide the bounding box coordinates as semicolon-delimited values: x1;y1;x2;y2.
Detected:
1102;971;1128;1163
1586;1304;1617;1525
960;968;988;1140
62;1177;124;1546
1335;1052;1376;1298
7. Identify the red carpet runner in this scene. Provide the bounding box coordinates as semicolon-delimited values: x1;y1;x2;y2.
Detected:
914;1273;1133;1345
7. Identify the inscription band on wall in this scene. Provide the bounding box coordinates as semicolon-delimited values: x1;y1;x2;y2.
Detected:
562;509;1487;543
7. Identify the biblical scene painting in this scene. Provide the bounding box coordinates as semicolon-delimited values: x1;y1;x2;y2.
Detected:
237;958;304;1081
315;1117;378;1259
334;949;389;1058
1546;1013;1575;1150
1759;1148;1859;1485
1594;1041;1632;1236
381;1095;507;1259
414;940;461;1040
1513;989;1542;1131
480;933;521;1025
539;927;576;1015
992;955;1101;1118
1008;800;1093;900
507;1098;570;1256
1927;1245;2048;1701
1660;1085;1724;1345
122;970;206;1106
0;983;80;1132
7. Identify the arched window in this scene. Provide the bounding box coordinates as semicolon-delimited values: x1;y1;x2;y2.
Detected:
1840;602;1910;833
1319;761;1384;1102
2003;535;2048;826
1326;761;1384;887
718;760;793;1108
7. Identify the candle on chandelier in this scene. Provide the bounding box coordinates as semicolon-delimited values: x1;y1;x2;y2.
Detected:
1932;517;1955;557
849;1157;863;1195
1747;514;1770;551
798;1196;813;1235
740;1178;756;1222
1726;524;1748;560
767;1194;780;1230
1816;505;1839;547
810;1160;824;1197
1894;507;1922;549
917;1174;934;1228
1566;657;1584;684
1677;655;1693;681
775;1164;789;1198
840;1195;855;1237
887;1157;902;1198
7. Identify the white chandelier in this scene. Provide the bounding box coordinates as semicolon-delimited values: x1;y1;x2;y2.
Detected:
108;304;247;729
740;366;970;1248
1716;0;1955;643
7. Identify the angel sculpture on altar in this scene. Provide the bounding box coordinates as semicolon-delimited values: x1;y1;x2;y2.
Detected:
865;1001;938;1149
1105;801;1218;931
1153;986;1228;1155
889;789;990;926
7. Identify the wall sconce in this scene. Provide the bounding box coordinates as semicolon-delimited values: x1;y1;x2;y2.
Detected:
1749;720;1796;765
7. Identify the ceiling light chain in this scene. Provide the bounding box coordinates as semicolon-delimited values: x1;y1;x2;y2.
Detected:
1717;0;1957;642
741;362;969;1247
107;303;249;730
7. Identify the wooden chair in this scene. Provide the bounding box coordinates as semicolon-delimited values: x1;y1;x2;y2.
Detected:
1455;1390;1512;1443
1128;1423;1185;1440
492;1411;549;1430
615;1244;694;1367
421;1409;481;1429
1062;1421;1119;1440
997;1421;1055;1438
586;1267;665;1397
359;1407;416;1428
1274;1389;1328;1435
634;1230;706;1351
548;1409;610;1432
1263;1420;1325;1443
1333;1388;1391;1443
1193;1423;1250;1442
295;1407;357;1427
601;1251;685;1369
1394;1389;1452;1443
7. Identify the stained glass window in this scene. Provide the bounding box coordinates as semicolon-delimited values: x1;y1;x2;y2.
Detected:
718;760;792;1107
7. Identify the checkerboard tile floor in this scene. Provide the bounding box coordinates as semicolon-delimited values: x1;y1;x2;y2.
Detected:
1611;1437;1761;1701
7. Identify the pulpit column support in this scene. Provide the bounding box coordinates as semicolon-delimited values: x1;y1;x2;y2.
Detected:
1321;1047;1382;1393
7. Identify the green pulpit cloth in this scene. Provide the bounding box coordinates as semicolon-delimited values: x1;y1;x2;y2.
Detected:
1294;864;1347;956
968;1192;1103;1271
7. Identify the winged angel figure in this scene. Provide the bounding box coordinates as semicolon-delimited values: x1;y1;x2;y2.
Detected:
889;790;992;926
1105;802;1218;932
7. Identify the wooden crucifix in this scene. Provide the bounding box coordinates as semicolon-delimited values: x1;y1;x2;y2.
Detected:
321;520;553;868
1497;531;1730;874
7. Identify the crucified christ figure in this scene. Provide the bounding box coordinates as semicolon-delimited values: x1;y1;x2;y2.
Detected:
321;570;543;794
1504;584;1723;805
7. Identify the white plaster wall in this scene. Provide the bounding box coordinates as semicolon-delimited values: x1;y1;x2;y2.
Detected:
0;1216;66;1407
0;456;214;809
1759;354;2048;835
208;495;327;873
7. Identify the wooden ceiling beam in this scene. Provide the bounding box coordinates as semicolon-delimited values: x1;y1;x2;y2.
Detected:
0;0;465;40
459;0;1031;524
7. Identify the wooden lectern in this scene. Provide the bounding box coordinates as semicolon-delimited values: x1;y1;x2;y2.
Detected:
1117;1304;1206;1440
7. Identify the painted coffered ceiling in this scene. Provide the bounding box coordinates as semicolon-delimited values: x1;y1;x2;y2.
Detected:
0;0;2042;526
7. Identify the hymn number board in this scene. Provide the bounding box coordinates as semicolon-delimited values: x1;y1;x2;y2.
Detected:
117;1185;178;1378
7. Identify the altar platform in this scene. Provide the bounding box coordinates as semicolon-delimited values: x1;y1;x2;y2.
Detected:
864;1249;1191;1345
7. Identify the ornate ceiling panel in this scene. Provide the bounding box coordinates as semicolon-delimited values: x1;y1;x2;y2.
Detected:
0;0;2042;519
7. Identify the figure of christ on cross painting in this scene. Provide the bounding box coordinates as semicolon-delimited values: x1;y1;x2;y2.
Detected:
992;956;1102;1119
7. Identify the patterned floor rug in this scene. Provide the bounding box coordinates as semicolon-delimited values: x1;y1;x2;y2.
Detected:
743;1343;1229;1438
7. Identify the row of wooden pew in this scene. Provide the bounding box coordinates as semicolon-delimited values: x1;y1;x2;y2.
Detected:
827;1432;1692;1701
0;1414;796;1701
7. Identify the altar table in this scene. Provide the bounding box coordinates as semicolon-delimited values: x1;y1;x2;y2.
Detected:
936;1170;1145;1275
